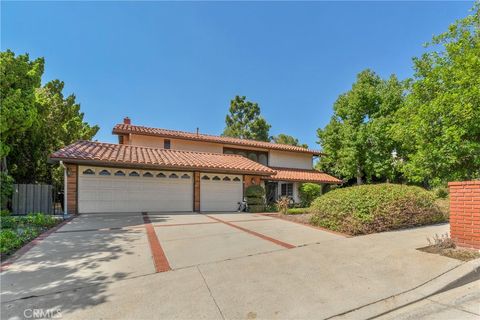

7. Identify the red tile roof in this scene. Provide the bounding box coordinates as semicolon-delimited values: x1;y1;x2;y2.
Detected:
264;167;341;184
50;141;276;176
112;124;323;155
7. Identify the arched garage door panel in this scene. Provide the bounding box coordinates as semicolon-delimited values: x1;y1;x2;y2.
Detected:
78;166;193;213
200;173;243;212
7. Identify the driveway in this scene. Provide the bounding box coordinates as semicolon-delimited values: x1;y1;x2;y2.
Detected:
0;212;464;319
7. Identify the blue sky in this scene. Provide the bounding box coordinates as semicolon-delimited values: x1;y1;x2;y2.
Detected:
1;1;474;150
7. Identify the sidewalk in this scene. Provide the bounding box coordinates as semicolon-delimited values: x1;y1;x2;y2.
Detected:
377;279;480;319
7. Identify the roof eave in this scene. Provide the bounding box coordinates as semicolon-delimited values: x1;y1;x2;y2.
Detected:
112;126;323;156
49;156;276;176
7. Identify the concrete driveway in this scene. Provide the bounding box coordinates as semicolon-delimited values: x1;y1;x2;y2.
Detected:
0;212;465;319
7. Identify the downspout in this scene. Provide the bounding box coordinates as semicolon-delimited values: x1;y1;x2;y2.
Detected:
59;161;67;218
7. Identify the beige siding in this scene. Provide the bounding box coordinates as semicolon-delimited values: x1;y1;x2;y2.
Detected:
269;150;312;169
130;134;223;153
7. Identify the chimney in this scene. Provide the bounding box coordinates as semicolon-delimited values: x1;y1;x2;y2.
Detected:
123;117;131;125
196;127;199;136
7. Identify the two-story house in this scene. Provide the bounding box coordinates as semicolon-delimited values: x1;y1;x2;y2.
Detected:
50;117;340;214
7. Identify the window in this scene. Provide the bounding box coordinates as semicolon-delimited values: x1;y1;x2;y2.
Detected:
143;172;153;177
202;175;210;180
164;139;171;149
233;177;241;182
129;171;140;177
169;173;178;179
223;148;268;165
223;176;231;181
281;183;293;197
82;169;95;175
114;170;126;176
181;174;190;179
212;176;221;181
99;169;111;176
157;173;166;178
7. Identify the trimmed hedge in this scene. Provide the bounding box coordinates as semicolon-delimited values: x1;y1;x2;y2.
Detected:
245;185;266;212
310;184;447;235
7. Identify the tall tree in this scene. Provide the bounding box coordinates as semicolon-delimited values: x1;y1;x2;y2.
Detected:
392;5;480;186
222;95;271;141
9;80;99;187
0;50;44;159
272;133;308;148
317;70;404;184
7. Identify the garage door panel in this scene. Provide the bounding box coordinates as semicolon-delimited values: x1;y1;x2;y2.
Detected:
78;166;193;213
200;174;243;212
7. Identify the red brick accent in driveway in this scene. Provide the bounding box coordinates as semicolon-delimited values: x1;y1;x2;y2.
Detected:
0;216;75;272
142;212;171;272
203;214;296;249
448;181;480;249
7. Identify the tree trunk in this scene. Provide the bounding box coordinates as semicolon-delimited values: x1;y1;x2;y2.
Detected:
356;166;363;185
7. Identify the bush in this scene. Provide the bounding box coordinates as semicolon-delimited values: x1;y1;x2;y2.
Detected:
276;196;290;215
246;185;265;212
25;213;58;228
433;187;449;199
310;184;447;235
299;183;322;207
287;208;309;215
245;185;265;198
248;205;265;213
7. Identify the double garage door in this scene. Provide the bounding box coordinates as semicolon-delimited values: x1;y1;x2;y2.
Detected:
78;166;243;213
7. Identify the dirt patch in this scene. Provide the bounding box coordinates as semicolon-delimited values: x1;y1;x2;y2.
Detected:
418;246;480;261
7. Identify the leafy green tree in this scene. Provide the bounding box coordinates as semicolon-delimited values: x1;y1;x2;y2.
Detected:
299;183;322;207
392;5;480;186
8;80;99;186
317;70;404;184
223;95;271;141
0;50;44;158
272;133;308;148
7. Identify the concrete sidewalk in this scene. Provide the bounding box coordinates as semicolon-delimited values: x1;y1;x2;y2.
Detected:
377;279;480;319
0;212;470;320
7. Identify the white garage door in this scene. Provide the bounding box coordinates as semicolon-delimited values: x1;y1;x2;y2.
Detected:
78;166;193;213
200;173;243;212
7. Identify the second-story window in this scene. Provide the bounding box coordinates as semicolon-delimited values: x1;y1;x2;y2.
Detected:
223;147;268;165
164;139;171;149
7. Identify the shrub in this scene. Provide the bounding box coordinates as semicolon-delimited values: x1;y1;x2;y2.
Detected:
276;196;290;215
310;184;447;235
432;187;449;199
245;185;265;198
25;213;58;228
287;208;309;215
299;183;322;207
245;185;265;212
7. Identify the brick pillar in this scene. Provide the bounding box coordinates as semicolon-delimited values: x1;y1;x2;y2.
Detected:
244;175;262;189
66;164;78;215
194;172;200;212
448;181;480;249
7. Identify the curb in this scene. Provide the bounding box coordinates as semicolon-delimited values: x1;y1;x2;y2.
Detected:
327;258;480;319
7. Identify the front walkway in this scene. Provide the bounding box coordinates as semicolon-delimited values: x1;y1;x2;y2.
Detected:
0;212;463;319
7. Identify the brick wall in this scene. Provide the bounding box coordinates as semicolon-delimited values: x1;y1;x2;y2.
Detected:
66;163;78;215
448;181;480;249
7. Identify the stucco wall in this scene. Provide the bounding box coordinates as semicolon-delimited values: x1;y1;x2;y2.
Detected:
130;135;223;153
269;150;312;169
